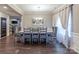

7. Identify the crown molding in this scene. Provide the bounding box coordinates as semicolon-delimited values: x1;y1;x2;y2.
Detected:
8;4;24;16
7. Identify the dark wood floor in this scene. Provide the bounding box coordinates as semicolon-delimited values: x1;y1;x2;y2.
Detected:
0;35;77;54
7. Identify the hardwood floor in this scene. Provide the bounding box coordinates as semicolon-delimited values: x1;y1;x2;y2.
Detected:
0;35;77;54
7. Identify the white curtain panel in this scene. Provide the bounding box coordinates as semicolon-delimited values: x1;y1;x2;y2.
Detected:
53;13;57;26
59;7;69;29
66;5;73;48
53;5;72;48
62;7;70;48
55;13;66;43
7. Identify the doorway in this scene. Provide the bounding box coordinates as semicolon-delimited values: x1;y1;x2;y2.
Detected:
1;17;7;37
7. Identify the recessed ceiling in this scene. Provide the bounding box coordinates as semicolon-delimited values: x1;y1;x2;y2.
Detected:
16;4;63;14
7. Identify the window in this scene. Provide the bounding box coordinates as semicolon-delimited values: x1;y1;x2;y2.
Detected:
56;16;66;43
56;16;65;35
56;16;62;28
67;12;72;37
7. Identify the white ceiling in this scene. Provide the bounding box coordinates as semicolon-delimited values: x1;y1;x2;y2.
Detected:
0;4;21;16
16;4;63;14
0;4;64;15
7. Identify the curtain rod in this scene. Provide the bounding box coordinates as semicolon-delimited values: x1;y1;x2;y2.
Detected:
53;4;74;15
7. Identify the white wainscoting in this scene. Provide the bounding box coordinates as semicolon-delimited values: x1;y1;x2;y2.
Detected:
70;33;79;53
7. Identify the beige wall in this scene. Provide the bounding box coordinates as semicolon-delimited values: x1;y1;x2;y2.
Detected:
0;12;10;38
73;5;79;33
70;5;79;53
22;14;52;28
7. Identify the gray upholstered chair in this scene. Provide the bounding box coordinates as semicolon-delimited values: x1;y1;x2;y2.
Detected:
39;27;47;44
15;32;23;42
52;27;57;39
15;33;20;42
31;28;39;44
23;28;32;44
20;33;25;43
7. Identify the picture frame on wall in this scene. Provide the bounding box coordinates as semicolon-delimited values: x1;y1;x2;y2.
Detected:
32;17;44;26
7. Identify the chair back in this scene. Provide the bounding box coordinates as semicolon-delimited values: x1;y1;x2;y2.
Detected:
32;27;39;33
39;27;47;33
24;28;32;33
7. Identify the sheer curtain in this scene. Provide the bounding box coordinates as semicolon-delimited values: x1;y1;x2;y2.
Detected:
55;13;65;43
66;5;73;48
54;5;73;48
56;15;62;43
61;6;72;48
53;5;73;48
59;10;66;44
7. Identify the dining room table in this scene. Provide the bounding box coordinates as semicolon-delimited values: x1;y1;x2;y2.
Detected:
15;28;54;44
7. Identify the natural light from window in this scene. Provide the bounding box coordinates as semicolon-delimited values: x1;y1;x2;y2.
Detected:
56;16;66;43
67;12;71;37
56;16;65;36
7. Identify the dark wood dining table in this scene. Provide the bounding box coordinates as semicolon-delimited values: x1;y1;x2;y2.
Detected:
16;30;53;44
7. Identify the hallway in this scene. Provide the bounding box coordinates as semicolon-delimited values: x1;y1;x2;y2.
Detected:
0;35;77;54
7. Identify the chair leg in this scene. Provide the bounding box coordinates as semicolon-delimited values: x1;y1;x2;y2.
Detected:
31;38;33;45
